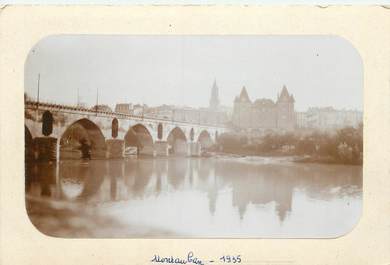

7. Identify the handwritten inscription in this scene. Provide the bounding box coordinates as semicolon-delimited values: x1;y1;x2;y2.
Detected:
151;252;242;265
151;252;205;265
219;255;241;263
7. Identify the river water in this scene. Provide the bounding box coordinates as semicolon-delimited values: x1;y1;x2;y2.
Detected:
25;156;362;238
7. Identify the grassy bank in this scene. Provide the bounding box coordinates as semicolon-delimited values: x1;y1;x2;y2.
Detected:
212;125;363;165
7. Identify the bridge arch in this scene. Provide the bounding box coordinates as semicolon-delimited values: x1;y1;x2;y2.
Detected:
59;118;106;160
167;127;187;155
124;123;154;156
198;130;213;150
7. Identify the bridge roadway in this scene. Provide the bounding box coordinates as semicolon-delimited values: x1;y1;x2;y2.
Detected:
24;100;228;161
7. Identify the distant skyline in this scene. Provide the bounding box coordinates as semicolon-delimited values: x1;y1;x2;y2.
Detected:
25;35;363;112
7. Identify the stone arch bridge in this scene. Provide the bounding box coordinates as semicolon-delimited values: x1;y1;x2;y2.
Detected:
25;101;228;161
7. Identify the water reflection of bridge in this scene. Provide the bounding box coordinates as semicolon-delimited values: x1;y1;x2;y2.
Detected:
25;158;362;223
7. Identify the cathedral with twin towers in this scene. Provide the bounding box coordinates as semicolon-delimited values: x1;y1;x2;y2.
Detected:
210;80;296;132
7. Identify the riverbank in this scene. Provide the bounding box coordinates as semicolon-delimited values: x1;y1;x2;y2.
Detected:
214;125;363;166
208;151;362;166
292;155;362;165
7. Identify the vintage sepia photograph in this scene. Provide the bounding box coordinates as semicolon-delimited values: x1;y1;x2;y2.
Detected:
24;35;363;238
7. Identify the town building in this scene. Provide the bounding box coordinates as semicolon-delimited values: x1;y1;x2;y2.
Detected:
145;104;174;119
297;107;363;130
172;107;228;125
143;80;229;126
231;85;296;132
133;104;147;116
115;103;133;115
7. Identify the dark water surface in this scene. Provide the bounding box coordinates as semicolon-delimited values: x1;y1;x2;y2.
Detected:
25;156;362;238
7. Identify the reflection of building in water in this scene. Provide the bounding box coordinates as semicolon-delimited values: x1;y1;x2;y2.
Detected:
207;184;218;216
213;161;294;222
206;167;218;216
185;158;218;215
167;158;188;189
232;173;294;222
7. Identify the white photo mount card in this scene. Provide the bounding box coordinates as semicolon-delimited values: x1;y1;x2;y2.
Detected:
0;5;389;265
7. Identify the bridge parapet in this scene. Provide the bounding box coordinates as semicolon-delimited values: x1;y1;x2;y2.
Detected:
25;100;228;129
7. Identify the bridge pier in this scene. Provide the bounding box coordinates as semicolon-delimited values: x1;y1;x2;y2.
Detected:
172;140;187;156
154;141;169;156
188;142;201;157
106;139;125;159
34;137;58;161
138;145;155;156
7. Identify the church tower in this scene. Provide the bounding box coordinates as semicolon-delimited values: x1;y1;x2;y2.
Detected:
276;85;296;130
209;79;220;110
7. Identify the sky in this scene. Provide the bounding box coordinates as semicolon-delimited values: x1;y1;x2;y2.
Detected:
24;35;363;112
